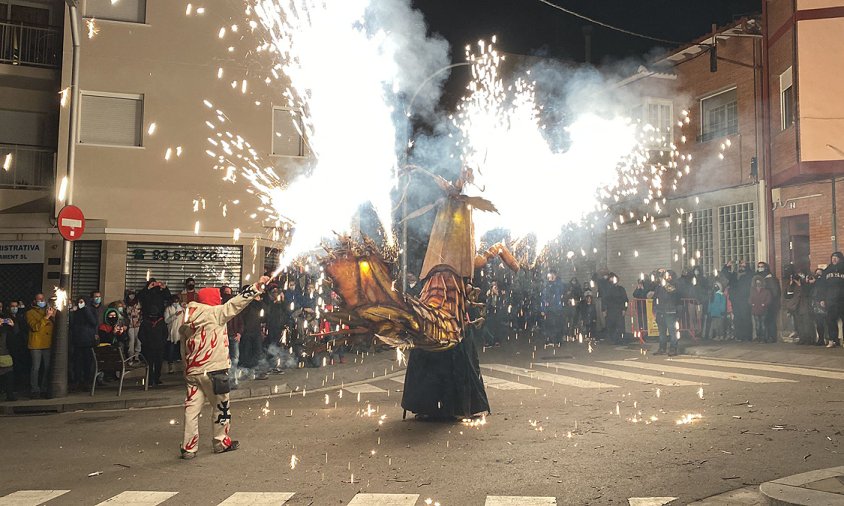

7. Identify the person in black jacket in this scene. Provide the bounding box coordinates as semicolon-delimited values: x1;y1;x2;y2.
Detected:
721;260;753;341
756;261;781;343
821;252;844;347
137;278;172;386
808;268;827;345
70;297;99;391
653;270;681;356
604;273;628;343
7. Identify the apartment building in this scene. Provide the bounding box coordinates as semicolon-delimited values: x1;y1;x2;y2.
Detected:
607;19;766;287
765;0;844;277
0;0;302;304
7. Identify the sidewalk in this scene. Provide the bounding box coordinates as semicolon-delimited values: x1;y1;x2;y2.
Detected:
0;349;405;415
690;467;844;505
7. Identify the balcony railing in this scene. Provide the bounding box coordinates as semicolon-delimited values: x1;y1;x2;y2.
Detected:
0;143;56;190
0;21;60;68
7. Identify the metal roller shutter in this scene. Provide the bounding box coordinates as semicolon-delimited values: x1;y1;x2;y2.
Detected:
606;224;671;293
125;242;242;293
71;240;101;301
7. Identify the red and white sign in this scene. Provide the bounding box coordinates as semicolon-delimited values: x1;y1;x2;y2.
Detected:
57;205;85;241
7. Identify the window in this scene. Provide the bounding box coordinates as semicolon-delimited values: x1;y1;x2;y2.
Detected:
630;99;673;149
700;88;738;142
272;107;307;157
84;0;146;23
125;242;243;292
682;208;714;276
719;202;755;268
79;92;143;147
780;67;794;130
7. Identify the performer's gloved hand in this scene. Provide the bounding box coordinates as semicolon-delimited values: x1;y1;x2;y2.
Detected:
240;276;270;297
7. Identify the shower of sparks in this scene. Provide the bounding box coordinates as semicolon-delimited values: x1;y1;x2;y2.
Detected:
676;413;702;425
85;19;98;39
220;0;408;268
455;39;688;249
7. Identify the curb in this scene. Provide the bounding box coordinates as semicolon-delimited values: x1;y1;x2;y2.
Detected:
759;466;844;506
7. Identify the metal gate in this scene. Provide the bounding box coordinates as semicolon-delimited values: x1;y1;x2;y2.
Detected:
71;240;101;300
125;242;243;292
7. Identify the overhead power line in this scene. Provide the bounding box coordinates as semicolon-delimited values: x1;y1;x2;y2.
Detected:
536;0;683;46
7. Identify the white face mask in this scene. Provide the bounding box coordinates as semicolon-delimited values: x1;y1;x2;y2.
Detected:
78;302;86;309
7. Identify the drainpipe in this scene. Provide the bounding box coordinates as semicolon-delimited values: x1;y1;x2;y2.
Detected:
833;179;838;252
760;1;776;269
50;0;80;399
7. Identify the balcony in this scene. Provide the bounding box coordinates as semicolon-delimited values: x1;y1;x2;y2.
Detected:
0;21;60;68
0;143;55;190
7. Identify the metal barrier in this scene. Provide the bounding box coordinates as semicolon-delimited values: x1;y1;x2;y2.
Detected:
627;297;704;343
0;21;60;68
0;143;56;190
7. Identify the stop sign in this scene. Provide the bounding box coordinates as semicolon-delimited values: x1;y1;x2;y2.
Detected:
57;205;85;241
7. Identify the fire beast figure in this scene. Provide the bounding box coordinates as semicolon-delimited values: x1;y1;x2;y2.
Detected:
321;168;519;420
179;276;270;459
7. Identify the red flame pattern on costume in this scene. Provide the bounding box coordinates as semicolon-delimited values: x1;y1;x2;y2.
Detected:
184;434;198;451
185;386;198;406
185;327;214;373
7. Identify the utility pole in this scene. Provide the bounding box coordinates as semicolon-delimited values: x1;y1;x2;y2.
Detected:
50;0;80;398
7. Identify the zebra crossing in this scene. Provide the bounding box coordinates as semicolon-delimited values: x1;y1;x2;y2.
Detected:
344;356;843;395
473;357;836;391
0;490;563;505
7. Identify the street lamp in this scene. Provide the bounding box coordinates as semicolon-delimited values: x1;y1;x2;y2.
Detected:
400;61;471;293
49;0;81;398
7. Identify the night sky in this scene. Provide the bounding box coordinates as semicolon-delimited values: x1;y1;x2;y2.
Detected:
413;0;761;63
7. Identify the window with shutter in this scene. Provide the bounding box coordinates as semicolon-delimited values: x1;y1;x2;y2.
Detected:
80;92;143;147
124;242;243;293
272;107;306;157
84;0;146;23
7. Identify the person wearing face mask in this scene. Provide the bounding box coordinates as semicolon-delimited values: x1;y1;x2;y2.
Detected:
26;293;55;398
820;252;844;348
721;260;753;341
137;278;172;387
89;290;106;325
70;297;98;391
180;277;199;306
125;289;142;363
755;261;781;343
164;294;184;374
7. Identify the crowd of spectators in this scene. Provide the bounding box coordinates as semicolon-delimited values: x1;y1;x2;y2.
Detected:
1;250;843;401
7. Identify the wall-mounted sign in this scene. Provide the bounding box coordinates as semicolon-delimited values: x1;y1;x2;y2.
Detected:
0;241;45;264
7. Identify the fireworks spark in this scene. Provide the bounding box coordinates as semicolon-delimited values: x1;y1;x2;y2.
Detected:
2;153;11;171
676;413;702;425
85;18;98;39
54;288;67;311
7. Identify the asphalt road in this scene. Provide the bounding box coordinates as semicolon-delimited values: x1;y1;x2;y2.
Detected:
1;338;843;505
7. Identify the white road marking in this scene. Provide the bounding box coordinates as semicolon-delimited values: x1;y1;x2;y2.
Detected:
218;492;295;505
481;364;619;389
347;493;419;505
674;358;844;380
534;362;705;386
95;491;178;505
483;375;540;390
627;498;678;506
485;496;557;505
344;384;388;394
0;490;70;505
599;361;796;383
